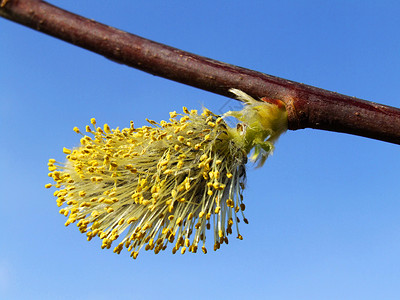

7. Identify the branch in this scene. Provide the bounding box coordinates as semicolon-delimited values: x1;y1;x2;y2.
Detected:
2;0;400;144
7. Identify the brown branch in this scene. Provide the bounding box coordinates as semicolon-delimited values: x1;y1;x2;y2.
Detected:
2;0;400;144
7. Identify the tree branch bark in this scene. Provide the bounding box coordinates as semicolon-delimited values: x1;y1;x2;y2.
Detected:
2;0;400;144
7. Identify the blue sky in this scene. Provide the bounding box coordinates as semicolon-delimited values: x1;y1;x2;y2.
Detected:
1;1;400;299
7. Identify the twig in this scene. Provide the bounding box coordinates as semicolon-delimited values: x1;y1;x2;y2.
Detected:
1;0;400;144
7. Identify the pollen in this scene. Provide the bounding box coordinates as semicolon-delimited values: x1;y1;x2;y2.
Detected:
46;90;287;259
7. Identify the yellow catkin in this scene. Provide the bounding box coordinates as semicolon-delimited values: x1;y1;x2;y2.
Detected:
46;90;287;259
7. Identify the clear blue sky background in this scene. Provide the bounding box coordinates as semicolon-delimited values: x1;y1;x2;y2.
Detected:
1;1;400;299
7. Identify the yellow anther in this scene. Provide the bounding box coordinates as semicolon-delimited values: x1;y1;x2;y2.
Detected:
182;106;190;114
180;116;189;123
226;199;234;207
92;176;103;182
114;243;123;254
89;160;98;166
188;213;194;221
214;206;221;214
202;246;207;254
185;239;190;247
177;136;185;142
202;108;211;116
142;222;151;230
226;172;233;179
237;234;243;240
90;118;96;125
168;215;174;221
217;184;226;190
176;217;183;226
73;127;80;134
199;211;205;218
79;190;86;197
169;111;177;118
48;159;56;163
66;200;77;205
106;207;114;213
208;121;215;128
146;118;157;125
177;161;184;169
200;154;208;161
181;247;186;254
45;183;52;189
104;123;111;133
127;217;138;224
63;147;71;154
159;160;169;167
